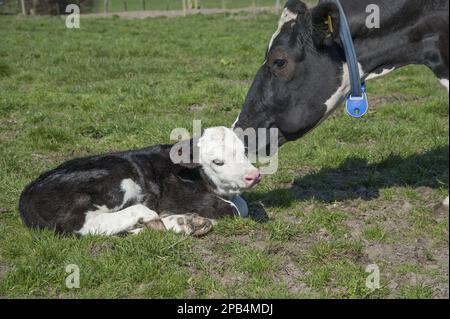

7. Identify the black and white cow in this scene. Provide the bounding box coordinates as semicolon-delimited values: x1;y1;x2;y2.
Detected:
19;127;261;237
234;0;449;206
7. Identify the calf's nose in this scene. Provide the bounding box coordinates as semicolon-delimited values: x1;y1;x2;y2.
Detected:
244;170;262;187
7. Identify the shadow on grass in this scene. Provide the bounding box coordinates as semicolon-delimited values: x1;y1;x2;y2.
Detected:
251;146;449;207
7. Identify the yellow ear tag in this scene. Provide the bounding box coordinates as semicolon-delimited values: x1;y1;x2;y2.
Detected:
325;15;334;34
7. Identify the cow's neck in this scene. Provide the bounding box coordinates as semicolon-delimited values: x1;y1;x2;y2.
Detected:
340;0;446;80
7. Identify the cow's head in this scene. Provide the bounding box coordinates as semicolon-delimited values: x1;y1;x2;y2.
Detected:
234;0;347;152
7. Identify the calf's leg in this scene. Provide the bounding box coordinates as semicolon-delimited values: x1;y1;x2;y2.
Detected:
78;204;160;236
161;214;213;237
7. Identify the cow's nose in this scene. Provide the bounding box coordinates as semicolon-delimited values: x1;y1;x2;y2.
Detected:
244;170;262;187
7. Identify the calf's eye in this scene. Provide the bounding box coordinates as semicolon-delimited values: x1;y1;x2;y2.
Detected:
213;159;225;166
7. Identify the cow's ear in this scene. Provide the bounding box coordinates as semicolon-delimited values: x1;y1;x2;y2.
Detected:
294;1;313;45
170;138;201;169
310;1;340;47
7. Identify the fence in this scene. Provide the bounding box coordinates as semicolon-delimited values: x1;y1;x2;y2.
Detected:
91;0;282;13
0;0;286;15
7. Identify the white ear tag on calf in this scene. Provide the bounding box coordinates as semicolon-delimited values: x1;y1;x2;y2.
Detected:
231;196;249;218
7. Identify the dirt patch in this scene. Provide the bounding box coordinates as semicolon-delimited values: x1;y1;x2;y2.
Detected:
434;200;450;219
350;204;448;297
365;242;449;298
89;242;115;257
0;118;17;128
0;263;10;280
0;115;20;140
187;104;208;113
221;79;251;86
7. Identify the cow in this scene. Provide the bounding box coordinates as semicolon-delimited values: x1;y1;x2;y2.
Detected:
19;127;261;237
233;0;449;207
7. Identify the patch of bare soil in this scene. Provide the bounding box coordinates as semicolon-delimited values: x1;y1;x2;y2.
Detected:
191;223;328;297
0;115;20;140
188;235;246;297
338;195;449;298
89;242;115;257
0;263;10;280
434;200;450;220
0;118;17;128
187;104;208;113
221;79;251;86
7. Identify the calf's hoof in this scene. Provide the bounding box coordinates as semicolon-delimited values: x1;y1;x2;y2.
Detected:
137;218;167;231
186;214;213;237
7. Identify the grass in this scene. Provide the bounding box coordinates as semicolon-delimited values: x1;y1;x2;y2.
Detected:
363;225;387;243
0;12;448;299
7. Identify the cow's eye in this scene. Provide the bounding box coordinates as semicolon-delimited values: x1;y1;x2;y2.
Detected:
273;59;287;69
213;159;225;166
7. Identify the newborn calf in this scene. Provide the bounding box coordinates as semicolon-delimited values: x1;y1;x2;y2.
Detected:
19;127;261;236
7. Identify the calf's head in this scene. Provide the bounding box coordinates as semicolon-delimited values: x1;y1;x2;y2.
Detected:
234;0;346;152
172;127;261;197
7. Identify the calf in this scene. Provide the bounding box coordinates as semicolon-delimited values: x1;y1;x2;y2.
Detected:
19;127;261;237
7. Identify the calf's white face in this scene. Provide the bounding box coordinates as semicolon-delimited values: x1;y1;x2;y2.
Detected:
197;127;261;197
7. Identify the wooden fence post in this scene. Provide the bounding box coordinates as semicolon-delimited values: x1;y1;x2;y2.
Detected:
276;0;281;14
182;0;186;15
20;0;26;15
104;0;109;14
142;0;146;11
123;1;128;11
31;0;37;15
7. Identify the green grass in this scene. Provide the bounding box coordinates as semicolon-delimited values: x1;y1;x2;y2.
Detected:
0;12;448;299
363;225;387;243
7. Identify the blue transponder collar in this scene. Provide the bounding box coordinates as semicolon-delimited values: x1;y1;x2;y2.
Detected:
330;0;369;118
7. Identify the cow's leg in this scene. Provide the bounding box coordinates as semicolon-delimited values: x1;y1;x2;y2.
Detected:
129;218;167;235
78;204;160;236
160;214;213;237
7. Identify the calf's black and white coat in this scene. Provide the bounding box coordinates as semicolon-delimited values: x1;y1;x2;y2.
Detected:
19;127;261;236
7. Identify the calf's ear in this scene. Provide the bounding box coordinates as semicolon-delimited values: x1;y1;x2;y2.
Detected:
310;1;340;47
170;139;201;169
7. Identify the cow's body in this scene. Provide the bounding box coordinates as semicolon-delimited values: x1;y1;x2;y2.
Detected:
234;0;449;206
19;127;261;236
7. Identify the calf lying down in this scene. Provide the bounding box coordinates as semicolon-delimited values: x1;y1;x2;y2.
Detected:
19;127;261;237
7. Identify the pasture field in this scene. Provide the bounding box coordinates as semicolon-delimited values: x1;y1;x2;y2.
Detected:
0;12;448;299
